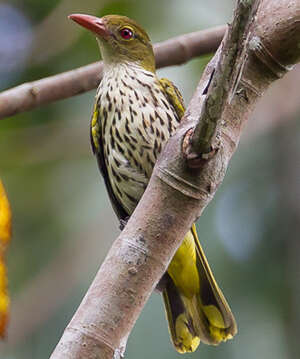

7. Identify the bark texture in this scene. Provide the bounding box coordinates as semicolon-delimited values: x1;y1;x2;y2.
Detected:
49;0;300;357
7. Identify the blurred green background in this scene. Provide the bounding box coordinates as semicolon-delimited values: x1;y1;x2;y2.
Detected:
0;0;300;358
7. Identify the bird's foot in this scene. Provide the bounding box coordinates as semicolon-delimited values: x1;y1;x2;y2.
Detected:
119;217;130;231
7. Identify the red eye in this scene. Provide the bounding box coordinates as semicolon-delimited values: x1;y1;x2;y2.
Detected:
120;27;133;39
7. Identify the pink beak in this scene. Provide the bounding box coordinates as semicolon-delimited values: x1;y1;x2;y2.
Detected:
68;14;109;38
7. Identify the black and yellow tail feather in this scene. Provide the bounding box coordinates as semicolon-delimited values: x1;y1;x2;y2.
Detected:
162;224;237;353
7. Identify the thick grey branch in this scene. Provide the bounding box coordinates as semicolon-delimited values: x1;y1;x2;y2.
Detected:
0;26;225;121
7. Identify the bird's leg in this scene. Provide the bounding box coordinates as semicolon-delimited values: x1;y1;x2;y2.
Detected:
155;273;168;292
119;216;130;231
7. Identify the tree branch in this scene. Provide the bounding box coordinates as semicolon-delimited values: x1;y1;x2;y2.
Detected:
189;0;260;156
0;26;225;120
49;0;300;357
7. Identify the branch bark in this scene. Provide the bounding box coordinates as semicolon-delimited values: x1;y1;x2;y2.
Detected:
190;0;260;155
48;0;299;357
0;26;225;120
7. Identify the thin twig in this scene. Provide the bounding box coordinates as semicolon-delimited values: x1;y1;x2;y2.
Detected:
0;26;225;120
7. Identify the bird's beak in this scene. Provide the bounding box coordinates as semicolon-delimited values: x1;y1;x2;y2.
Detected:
68;14;109;39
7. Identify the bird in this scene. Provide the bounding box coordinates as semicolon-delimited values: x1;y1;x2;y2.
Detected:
69;13;237;353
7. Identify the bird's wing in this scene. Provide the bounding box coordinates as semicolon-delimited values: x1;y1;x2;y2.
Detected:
90;101;129;220
159;78;185;120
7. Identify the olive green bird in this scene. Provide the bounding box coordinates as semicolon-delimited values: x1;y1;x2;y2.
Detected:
69;13;237;353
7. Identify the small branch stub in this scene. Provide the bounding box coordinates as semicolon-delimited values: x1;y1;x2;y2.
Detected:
182;128;219;168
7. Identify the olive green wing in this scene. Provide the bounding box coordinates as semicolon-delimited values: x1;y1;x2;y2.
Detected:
159;78;185;120
90;102;128;220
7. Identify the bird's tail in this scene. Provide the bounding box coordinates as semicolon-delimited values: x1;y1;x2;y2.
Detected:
162;224;237;353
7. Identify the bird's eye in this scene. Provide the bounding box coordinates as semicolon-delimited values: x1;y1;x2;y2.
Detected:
120;27;133;40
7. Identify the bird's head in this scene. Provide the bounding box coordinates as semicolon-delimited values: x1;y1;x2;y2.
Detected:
69;14;155;72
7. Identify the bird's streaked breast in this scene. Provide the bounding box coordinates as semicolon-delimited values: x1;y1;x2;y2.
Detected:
93;63;180;214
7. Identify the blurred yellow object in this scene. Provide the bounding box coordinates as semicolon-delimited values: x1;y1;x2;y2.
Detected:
0;179;12;337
